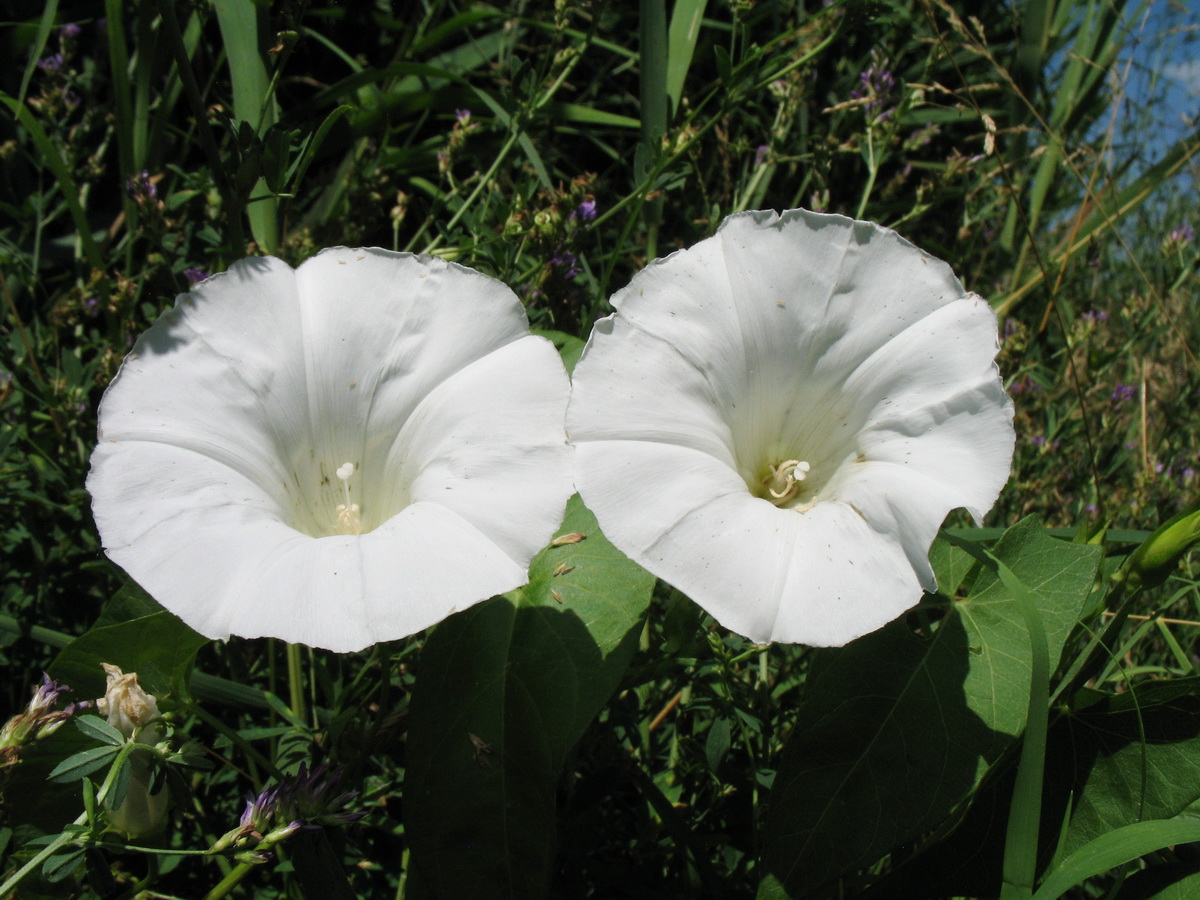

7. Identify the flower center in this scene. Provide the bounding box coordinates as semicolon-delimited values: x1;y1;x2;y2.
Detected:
334;461;362;535
762;458;811;507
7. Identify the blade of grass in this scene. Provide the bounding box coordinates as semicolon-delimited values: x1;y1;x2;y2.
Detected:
1031;817;1200;900
212;0;279;253
17;0;58;104
639;0;668;259
666;0;707;118
154;0;242;259
104;0;134;193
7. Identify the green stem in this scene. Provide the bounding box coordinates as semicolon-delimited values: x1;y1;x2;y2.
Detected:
203;861;257;900
855;126;879;220
286;642;306;726
0;815;86;895
997;560;1050;900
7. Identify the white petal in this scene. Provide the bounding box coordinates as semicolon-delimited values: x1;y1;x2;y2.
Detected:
89;249;571;650
567;315;737;470
569;209;1014;646
384;335;573;564
573;441;920;645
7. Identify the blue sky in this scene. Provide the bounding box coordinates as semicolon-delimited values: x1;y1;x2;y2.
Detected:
1121;0;1198;160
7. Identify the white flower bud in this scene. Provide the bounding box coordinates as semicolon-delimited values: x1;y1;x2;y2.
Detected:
97;664;167;836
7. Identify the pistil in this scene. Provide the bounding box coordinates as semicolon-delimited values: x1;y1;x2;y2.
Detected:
334;462;362;535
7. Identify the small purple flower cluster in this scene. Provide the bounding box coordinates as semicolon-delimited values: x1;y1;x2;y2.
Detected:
1163;221;1194;256
240;762;364;838
125;170;157;202
183;267;210;286
571;199;597;223
1110;383;1137;404
550;250;582;280
1081;308;1108;325
1;675;88;767
1009;374;1041;396
850;54;896;119
1027;434;1060;450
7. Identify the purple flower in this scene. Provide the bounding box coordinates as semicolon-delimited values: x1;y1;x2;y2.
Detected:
850;54;896;118
1111;384;1137;404
550;250;582;280
183;267;210;285
755;144;769;166
1169;222;1194;245
572;199;597;223
1009;375;1041;395
125;170;157;201
84;297;101;317
1082;308;1108;325
454;108;471;124
38;53;64;73
1182;468;1196;481
1;674;86;758
61;23;82;40
1029;435;1046;447
241;762;364;840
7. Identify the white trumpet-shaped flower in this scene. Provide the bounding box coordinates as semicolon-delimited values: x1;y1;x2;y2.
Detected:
89;249;573;652
567;209;1015;646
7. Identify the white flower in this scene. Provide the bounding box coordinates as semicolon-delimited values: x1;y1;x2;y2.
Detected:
567;210;1014;646
89;249;573;652
98;664;167;836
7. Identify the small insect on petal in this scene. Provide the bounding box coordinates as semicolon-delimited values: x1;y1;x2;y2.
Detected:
468;732;495;767
550;533;587;547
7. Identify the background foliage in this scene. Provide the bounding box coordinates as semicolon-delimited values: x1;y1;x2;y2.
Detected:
1;0;1198;897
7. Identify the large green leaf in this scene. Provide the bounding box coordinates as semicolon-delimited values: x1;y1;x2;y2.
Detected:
1058;678;1200;855
403;495;654;899
758;519;1100;898
47;602;209;700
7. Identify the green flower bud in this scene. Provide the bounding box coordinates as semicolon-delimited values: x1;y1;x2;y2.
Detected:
1116;505;1200;591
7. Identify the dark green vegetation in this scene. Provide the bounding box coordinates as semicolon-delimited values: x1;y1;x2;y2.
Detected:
1;0;1198;897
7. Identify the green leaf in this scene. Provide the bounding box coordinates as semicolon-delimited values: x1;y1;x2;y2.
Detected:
43;846;87;882
93;580;166;629
403;495;654;899
1058;678;1200;856
758;519;1100;898
1033;816;1200;900
288;828;357;900
48;607;209;700
106;752;132;813
72;715;125;748
532;329;586;375
47;745;120;783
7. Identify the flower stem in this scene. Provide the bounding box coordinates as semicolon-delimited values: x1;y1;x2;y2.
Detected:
286;642;306;726
203;861;256;900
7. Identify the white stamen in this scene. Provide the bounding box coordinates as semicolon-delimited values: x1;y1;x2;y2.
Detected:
765;459;811;505
334;462;361;534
